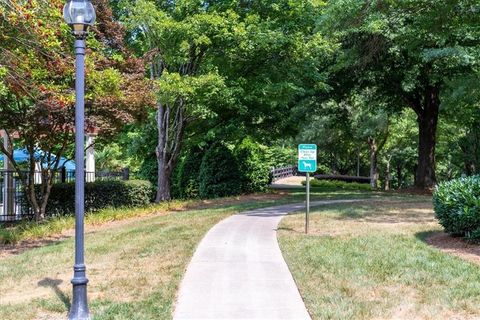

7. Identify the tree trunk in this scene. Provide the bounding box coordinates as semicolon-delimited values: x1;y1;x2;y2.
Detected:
155;102;170;202
156;165;171;202
26;171;56;222
356;148;360;176
384;155;391;191
368;137;378;189
414;86;439;189
396;164;403;189
155;101;186;202
331;153;338;174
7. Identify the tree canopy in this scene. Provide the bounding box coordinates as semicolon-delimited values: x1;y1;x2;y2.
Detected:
1;0;479;213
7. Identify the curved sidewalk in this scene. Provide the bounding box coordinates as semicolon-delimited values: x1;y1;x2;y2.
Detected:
173;200;360;320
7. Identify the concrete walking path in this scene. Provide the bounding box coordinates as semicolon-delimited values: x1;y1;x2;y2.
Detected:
173;199;361;320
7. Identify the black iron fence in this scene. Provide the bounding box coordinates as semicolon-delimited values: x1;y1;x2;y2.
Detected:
54;167;130;183
0;171;25;222
0;168;130;222
271;165;297;182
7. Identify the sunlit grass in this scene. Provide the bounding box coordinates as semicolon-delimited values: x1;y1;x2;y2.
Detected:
0;188;388;245
278;198;480;319
0;198;296;320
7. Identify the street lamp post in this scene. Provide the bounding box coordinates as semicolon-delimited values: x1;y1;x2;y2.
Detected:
63;1;96;319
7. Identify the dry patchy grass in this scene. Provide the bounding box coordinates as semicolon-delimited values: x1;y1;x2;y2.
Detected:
0;198;290;320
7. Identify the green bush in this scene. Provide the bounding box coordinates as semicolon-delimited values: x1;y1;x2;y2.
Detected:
264;145;296;168
235;138;271;193
433;175;480;239
303;179;372;191
29;180;154;216
138;152;158;186
199;143;242;198
177;146;205;199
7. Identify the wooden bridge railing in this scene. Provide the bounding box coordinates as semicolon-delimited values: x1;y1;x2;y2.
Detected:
271;165;297;182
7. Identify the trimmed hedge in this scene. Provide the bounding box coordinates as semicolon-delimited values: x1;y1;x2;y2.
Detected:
433;175;480;240
199;143;241;198
30;180;153;216
302;179;372;191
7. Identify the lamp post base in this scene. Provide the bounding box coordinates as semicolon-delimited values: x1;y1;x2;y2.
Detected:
68;265;90;320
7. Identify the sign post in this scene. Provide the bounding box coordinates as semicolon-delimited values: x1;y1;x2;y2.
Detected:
298;144;317;234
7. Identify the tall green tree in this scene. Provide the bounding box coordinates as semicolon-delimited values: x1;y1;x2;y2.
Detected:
321;0;480;188
122;0;331;200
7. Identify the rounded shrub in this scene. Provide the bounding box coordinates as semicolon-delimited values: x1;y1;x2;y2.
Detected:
199;143;241;198
433;175;480;239
177;146;205;199
235;138;271;193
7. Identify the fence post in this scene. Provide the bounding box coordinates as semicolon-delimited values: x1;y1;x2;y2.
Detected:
122;168;130;180
61;166;67;183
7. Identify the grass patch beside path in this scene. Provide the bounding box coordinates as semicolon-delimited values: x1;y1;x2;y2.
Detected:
0;188;387;246
1;193;290;246
0;197;294;320
0;188;408;319
278;197;480;319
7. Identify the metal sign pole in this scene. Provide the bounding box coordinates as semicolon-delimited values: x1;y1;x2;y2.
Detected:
306;172;310;234
298;144;316;235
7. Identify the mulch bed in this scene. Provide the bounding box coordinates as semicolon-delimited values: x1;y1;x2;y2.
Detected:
426;232;480;265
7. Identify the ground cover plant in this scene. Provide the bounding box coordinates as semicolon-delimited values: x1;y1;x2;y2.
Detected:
278;198;480;319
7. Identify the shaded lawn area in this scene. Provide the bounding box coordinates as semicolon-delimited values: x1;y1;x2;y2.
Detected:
278;197;480;319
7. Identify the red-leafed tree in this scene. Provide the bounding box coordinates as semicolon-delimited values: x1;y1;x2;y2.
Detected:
0;0;153;221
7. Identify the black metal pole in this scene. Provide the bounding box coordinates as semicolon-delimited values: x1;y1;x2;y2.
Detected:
69;38;90;320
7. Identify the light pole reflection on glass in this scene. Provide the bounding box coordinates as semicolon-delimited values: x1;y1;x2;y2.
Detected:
63;0;96;319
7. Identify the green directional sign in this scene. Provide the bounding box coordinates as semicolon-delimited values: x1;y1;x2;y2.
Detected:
298;144;317;173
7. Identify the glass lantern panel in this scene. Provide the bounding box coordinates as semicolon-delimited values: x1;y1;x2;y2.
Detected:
63;0;96;26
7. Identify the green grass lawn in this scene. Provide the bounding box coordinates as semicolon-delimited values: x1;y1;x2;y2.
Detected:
1;198;293;320
1;189;379;320
278;197;480;319
0;188;427;319
0;187;384;245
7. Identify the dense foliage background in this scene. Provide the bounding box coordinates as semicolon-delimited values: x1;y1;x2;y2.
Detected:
1;0;479;208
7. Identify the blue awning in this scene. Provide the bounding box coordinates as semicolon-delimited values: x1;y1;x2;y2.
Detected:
0;149;75;170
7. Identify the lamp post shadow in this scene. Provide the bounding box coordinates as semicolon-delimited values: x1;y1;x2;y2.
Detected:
38;278;71;310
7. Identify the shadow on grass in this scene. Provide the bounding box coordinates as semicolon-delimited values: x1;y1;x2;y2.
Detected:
276;226;295;232
38;278;70;309
415;230;440;242
327;201;436;225
415;230;480;262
